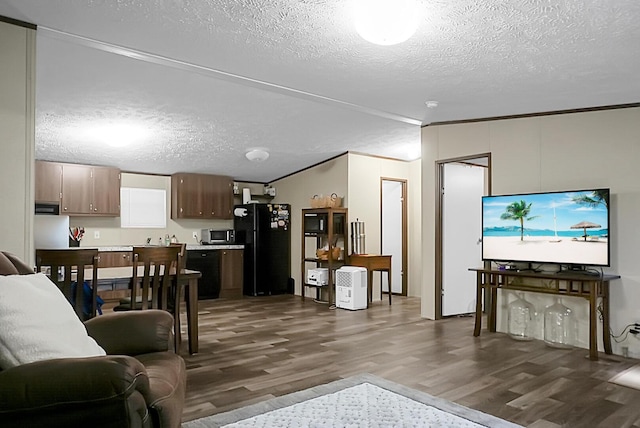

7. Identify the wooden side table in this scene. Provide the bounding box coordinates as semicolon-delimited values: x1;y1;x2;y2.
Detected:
348;254;392;307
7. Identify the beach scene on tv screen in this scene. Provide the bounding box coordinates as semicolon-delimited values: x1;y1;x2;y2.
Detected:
482;190;609;266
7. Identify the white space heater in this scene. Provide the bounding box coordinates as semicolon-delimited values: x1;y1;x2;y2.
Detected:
335;266;367;310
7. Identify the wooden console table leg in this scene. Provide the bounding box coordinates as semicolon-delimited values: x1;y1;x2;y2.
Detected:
589;281;598;360
601;280;612;355
489;282;498;333
367;270;373;308
387;269;392;305
474;271;483;336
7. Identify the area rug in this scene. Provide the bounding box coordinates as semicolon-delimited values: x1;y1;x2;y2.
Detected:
183;373;521;428
609;364;640;390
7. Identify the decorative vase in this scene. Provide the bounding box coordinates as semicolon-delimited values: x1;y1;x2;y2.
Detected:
544;297;575;349
508;292;536;341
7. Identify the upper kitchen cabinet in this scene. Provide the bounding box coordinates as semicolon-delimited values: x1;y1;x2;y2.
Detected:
171;173;234;220
211;175;234;219
60;163;121;216
35;160;62;204
91;166;121;215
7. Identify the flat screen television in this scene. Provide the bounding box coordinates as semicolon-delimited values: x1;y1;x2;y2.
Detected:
482;188;610;267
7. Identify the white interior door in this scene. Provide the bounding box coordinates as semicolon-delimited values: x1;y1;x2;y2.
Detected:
382;180;403;294
442;163;484;316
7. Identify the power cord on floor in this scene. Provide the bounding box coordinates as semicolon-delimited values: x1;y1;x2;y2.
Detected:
610;323;640;343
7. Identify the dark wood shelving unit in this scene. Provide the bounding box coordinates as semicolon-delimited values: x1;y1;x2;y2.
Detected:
301;207;347;304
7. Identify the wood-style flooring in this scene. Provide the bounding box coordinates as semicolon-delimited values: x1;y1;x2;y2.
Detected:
177;295;640;427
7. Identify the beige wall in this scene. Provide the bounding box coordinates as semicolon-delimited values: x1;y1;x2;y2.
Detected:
272;155;349;296
422;107;640;357
72;173;234;247
347;153;421;297
0;21;36;262
272;153;421;298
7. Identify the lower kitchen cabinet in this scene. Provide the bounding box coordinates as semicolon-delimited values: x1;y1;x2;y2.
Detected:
186;249;243;300
219;249;243;299
96;251;134;302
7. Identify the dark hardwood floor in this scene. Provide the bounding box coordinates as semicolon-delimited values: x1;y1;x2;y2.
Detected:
177;295;640;427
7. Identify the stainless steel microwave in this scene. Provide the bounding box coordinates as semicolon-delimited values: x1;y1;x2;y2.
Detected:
200;229;235;244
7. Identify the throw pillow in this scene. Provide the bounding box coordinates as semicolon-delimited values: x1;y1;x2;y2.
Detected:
0;273;106;369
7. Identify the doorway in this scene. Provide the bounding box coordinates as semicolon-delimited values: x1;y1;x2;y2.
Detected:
381;178;407;295
435;154;491;318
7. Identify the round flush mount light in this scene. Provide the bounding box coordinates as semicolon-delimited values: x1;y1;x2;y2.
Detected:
71;120;154;148
353;0;421;46
245;148;270;162
425;100;439;108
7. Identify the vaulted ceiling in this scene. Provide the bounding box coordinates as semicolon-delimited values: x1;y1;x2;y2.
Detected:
1;1;639;182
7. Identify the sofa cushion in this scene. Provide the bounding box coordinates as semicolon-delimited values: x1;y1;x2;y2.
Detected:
0;273;106;369
0;253;19;275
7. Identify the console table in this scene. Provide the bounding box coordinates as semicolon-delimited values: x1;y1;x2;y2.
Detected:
348;254;392;307
469;268;620;360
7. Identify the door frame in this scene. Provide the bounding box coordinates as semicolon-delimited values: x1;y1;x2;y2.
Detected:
380;177;408;296
435;153;491;319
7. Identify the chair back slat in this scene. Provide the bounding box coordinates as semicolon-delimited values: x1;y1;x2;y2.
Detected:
35;249;100;321
131;246;181;312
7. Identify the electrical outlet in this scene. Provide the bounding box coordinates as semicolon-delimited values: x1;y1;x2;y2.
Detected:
192;231;198;239
94;230;100;239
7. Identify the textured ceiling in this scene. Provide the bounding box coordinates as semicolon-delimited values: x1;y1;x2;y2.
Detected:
1;0;639;181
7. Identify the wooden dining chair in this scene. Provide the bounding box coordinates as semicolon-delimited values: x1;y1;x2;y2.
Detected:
114;245;183;351
35;248;100;321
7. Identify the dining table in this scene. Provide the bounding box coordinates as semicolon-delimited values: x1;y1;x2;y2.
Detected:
86;266;202;354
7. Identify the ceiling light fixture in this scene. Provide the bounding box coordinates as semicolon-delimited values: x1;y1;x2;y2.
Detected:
245;148;270;162
353;0;421;46
70;120;154;148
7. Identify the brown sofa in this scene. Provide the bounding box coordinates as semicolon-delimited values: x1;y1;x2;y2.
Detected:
0;251;186;428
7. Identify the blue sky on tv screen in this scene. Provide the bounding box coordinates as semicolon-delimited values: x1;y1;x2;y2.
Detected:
483;190;608;236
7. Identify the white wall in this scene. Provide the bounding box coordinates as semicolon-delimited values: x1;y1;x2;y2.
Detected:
422;107;640;357
0;20;36;262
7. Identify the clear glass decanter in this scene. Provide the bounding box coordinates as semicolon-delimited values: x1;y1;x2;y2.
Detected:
543;297;575;349
508;292;536;341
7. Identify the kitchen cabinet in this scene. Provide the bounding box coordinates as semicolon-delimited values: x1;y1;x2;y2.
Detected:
171;173;233;219
97;251;132;268
219;249;243;299
186;248;243;300
35;160;62;204
96;251;133;302
91;166;121;215
59;163;121;216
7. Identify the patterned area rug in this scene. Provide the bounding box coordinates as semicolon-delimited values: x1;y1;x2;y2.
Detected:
183;374;521;428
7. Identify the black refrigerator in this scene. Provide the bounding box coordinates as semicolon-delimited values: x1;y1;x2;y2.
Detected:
233;203;292;296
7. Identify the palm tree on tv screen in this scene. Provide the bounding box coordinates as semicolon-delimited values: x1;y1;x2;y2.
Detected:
500;200;538;241
572;190;609;209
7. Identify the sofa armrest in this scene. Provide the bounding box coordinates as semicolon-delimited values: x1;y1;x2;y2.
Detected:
85;310;174;355
0;355;151;424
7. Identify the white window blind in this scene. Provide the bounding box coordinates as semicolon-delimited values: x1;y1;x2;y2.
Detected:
120;187;166;228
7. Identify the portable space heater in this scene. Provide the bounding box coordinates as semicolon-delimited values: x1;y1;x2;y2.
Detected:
335;266;367;310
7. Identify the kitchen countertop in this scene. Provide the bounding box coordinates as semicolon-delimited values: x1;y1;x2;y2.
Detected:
89;244;245;251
